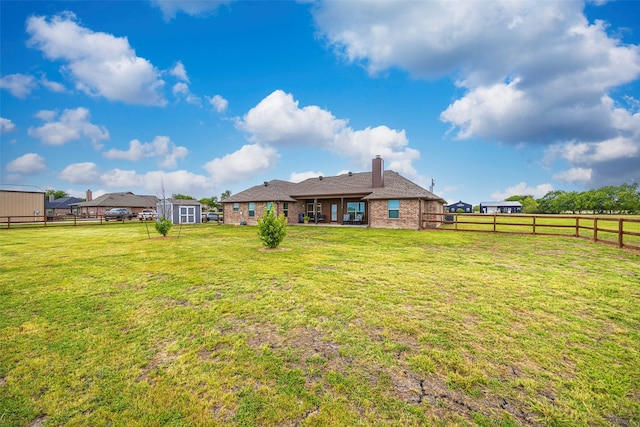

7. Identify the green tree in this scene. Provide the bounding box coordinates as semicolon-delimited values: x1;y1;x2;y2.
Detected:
46;189;69;199
617;183;640;213
257;204;287;249
155;217;172;237
199;196;219;209
505;195;539;214
221;190;231;201
538;190;566;214
171;193;195;200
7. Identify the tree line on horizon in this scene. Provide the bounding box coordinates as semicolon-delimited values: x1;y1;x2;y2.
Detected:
492;183;640;214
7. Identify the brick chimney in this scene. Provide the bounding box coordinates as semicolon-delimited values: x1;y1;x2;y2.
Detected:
372;155;384;188
86;189;93;201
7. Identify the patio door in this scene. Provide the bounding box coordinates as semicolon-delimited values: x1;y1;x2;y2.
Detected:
331;204;337;222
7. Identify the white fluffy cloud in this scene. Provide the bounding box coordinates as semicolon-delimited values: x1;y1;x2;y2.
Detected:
6;153;46;175
0;74;38;98
102;135;188;169
142;170;212;196
28;107;109;149
58;162;212;196
312;1;640;186
170;61;189;82
237;90;347;147
0;73;65;98
151;0;233;21
553;167;593;183
236;90;425;183
0;117;16;133
26;12;166;106
207;94;228;113
172;82;200;106
203;143;280;184
58;162;101;184
491;182;554;200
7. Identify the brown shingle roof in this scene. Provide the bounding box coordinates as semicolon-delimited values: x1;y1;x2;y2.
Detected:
223;171;445;203
224;180;298;203
72;192;159;208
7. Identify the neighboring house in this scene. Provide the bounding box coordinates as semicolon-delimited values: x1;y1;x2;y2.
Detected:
45;196;83;219
157;198;202;225
446;201;473;213
0;189;45;222
72;191;159;217
479;201;523;214
222;156;446;229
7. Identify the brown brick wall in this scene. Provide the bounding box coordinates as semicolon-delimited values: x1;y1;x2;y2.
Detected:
224;199;443;229
223;202;305;225
369;199;422;229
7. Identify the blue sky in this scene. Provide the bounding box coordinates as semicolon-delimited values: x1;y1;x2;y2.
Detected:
1;0;639;205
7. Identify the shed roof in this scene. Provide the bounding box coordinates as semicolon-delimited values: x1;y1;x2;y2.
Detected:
163;198;201;206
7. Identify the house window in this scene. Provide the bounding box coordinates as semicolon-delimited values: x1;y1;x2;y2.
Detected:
306;203;322;217
248;202;255;217
347;202;365;220
283;202;289;218
266;202;273;211
233;203;239;212
179;206;196;224
388;200;400;219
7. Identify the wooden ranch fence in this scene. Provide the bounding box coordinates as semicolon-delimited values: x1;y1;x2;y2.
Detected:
422;212;640;251
0;215;133;229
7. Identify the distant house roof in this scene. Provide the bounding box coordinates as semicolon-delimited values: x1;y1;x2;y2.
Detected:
45;197;83;209
72;192;159;208
224;171;445;203
479;201;522;207
446;200;472;207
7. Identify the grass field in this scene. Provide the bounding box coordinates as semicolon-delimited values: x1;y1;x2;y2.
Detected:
1;224;639;426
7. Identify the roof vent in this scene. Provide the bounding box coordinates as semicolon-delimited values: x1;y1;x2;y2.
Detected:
319;176;323;180
264;181;268;186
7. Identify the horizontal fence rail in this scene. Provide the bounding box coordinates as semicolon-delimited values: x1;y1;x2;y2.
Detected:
0;215;138;229
422;213;640;251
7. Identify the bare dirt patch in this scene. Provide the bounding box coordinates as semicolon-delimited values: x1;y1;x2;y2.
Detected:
257;247;291;252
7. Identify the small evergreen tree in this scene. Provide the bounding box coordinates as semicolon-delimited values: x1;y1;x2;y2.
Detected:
257;204;287;248
155;217;173;237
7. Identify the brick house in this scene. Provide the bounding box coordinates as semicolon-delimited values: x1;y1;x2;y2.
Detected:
72;191;159;218
222;156;445;229
45;196;84;219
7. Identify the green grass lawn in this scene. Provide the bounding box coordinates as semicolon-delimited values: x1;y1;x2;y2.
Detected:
1;224;639;426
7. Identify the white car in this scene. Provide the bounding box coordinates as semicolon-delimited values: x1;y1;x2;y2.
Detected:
138;209;158;221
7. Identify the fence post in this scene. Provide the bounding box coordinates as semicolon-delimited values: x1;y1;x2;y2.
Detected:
455;214;458;231
533;216;536;235
593;218;598;242
575;217;579;237
7;216;10;229
493;213;497;232
618;218;623;248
